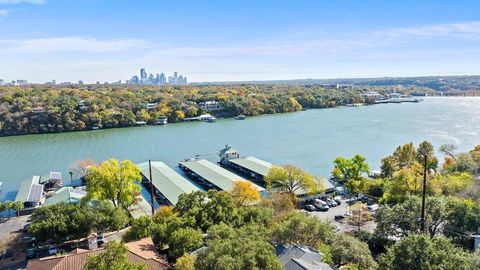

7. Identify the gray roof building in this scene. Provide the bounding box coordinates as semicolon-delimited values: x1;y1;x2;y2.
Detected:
276;244;333;270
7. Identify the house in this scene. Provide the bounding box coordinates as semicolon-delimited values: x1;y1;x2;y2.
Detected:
276;244;333;270
198;100;223;112
26;237;170;270
146;103;158;110
44;187;86;206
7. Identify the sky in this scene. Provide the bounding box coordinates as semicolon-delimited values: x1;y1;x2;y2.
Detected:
0;0;480;83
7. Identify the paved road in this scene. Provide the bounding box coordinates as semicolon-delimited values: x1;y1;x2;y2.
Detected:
0;216;30;237
301;199;376;233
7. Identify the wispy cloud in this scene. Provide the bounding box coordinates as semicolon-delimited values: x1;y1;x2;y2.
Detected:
144;21;480;60
0;0;44;4
0;36;149;53
0;9;8;16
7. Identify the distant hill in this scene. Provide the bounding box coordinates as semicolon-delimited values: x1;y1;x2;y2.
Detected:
193;75;480;91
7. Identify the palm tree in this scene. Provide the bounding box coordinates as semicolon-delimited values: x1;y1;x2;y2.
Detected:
0;202;6;222
4;201;14;219
13;202;24;217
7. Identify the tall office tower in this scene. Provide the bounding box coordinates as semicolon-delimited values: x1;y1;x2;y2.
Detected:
168;76;174;84
160;73;166;84
148;73;154;84
183;77;187;85
131;75;139;84
155;73;160;85
0;79;4;86
178;75;184;85
173;71;178;83
140;68;147;84
78;80;84;85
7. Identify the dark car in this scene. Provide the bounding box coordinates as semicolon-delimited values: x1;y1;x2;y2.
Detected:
316;205;329;212
23;224;30;232
26;248;36;259
333;197;342;205
304;204;316;212
334;215;346;221
97;234;105;246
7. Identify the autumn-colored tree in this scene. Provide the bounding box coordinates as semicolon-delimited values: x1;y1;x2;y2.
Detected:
85;159;142;208
174;253;196;270
346;203;373;232
230;180;260;206
265;165;318;195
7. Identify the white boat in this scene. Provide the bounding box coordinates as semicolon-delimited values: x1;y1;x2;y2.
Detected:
198;114;217;122
235;115;246;120
0;182;3;191
156;116;168;125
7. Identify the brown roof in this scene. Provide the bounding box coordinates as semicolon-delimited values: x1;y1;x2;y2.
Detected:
26;238;170;270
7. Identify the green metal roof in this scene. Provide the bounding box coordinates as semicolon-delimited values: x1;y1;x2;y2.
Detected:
44;187;86;206
229;156;273;177
179;159;264;191
15;175;42;203
138;161;200;205
128;195;152;219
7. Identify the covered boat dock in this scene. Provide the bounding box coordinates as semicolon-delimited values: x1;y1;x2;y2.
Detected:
138;161;200;206
179;159;264;192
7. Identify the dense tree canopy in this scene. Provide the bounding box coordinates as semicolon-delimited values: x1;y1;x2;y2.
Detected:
379;234;479;270
0;84;365;136
264;165;320;195
85;159;142;208
29;201;129;243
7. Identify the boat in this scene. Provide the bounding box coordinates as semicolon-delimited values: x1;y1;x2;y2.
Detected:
156;116;168;125
204;116;217;122
0;182;2;191
197;114;217;122
235;115;246;120
91;126;99;130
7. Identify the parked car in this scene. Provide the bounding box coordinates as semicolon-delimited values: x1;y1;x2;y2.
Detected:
26;248;36;259
305;204;316;212
368;204;379;212
316;205;329;212
48;245;57;256
334;215;346;221
21;236;36;243
313;199;329;209
333;196;342;205
326;199;338;207
97;234;105;246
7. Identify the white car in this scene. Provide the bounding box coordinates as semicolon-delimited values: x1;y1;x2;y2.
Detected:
48;245;57;255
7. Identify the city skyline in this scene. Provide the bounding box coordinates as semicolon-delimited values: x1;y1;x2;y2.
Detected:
1;1;480;82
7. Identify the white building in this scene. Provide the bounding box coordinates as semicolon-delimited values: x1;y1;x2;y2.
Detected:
199;100;223;112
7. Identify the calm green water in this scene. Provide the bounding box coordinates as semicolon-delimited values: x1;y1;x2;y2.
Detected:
1;97;479;201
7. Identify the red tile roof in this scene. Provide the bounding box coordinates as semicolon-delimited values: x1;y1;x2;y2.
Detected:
26;238;170;270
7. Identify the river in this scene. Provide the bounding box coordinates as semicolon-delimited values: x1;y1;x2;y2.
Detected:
0;97;479;201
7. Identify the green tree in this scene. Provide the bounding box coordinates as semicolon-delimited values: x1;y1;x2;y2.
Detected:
174;253;196;270
85;159;142;208
379;234;477;270
195;224;283;270
272;212;334;247
264;165;319;195
13;201;24;217
123;216;154;242
444;197;480;248
169;227;203;259
375;196;447;238
84;241;147;270
174;190;238;231
332;155;370;193
331;234;377;269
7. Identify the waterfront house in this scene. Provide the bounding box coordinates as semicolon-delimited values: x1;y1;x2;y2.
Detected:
198;100;223;112
146;102;158;110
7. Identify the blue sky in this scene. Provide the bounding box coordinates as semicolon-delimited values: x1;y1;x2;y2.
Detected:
0;0;480;83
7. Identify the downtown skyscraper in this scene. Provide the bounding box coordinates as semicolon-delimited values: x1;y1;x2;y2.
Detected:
127;68;187;85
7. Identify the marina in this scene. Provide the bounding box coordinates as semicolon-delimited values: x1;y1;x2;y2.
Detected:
0;97;479;201
138;161;200;206
179;158;265;192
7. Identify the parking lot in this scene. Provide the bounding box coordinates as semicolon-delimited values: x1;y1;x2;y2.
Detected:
300;198;376;233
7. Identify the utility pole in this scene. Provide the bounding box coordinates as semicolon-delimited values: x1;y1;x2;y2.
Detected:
420;154;427;233
148;160;155;216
